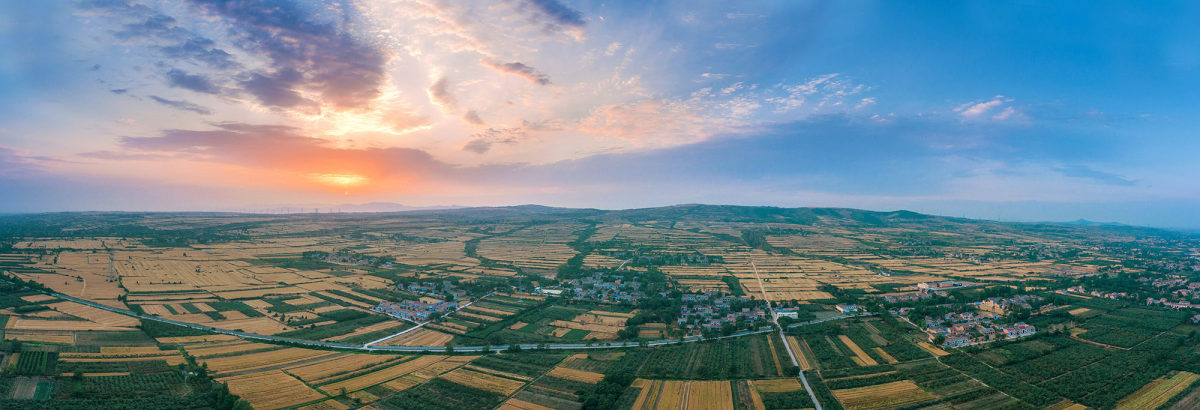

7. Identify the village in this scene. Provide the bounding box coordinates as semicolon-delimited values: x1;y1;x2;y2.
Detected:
371;298;459;322
900;293;1048;348
535;272;651;303
676;291;770;334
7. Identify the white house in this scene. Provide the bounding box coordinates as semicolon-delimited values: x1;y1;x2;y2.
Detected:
835;304;860;314
534;286;563;295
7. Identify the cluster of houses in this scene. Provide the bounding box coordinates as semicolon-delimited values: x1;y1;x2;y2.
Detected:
676;292;767;331
401;281;467;300
883;292;934;303
882;280;981;304
1062;285;1129;300
1146;297;1198;310
979;294;1048;314
916;280;980;291
922;311;1036;347
562;273;647;303
303;249;394;267
371;299;458;322
1138;276;1200;299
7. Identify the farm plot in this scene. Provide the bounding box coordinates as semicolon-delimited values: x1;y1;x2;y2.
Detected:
750;378;815;410
629;379;734;410
382;377;506;410
838;335;878;366
440;366;528;395
639;333;789;379
285;353;401;385
547;366;604;384
317;355;454;395
220;370;328;409
6;317;135;332
831;380;936;410
916;342;948;357
71;373;185;399
378;327;455;346
3;330;74;344
1116;371;1200;410
198;347;338;376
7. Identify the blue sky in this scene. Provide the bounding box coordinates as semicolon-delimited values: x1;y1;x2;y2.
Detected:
0;1;1197;228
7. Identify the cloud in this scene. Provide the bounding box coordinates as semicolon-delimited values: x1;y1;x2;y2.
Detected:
0;146;47;176
149;95;212;115
992;106;1018;121
463;110;485;125
954;95;1022;120
462;127;526;154
383;109;433;134
1055;165;1138;186
186;0;388;112
160;38;238;70
109;88;128;94
78;150;172;161
516;0;586;38
165;69;221;94
482;59;552;85
239;70;319;114
428;77;457;110
114;14;187;40
118;123;452;180
0;146;73;177
765;73;865;113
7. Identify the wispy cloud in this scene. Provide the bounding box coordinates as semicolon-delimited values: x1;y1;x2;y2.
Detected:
149;95;211;115
165;69;220;95
482;59;553;85
954;95;1025;121
1055;164;1138;186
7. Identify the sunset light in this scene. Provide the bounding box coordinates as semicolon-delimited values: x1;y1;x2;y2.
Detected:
4;2;1200;409
312;173;368;193
0;1;1196;226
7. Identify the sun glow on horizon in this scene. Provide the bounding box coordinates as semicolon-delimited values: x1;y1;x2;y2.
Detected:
311;173;369;194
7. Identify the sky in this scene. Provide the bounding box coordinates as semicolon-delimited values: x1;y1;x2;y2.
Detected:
1;1;1198;228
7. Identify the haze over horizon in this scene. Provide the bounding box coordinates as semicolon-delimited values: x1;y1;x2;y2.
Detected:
2;1;1199;228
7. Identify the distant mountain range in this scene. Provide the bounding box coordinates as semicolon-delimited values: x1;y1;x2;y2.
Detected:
1;203;1193;237
233;202;464;214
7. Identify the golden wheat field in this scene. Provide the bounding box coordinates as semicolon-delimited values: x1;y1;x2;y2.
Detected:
1115;371;1200;410
629;379;735;410
219;370;327;409
832;380;935;410
440;367;528;395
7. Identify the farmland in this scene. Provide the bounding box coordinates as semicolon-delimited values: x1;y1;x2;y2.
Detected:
1;205;1200;408
1116;371;1200;410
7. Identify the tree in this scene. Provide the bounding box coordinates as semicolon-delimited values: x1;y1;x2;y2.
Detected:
932;334;946;346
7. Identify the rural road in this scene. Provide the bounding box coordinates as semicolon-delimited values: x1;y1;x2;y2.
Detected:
749;260;823;410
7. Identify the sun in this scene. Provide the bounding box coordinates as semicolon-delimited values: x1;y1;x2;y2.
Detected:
310;173;368;194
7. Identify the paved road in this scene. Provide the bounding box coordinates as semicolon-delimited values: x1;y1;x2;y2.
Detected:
3;279;780;353
749;260;823;410
787;312;878;328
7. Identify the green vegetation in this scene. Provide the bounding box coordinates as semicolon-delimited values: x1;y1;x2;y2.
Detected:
471;353;566;377
15;351;57;376
761;390;814;410
137;319;214;338
382;378;505;410
205;301;264;318
275;312;387;340
71;373;184;398
638;334;787;379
